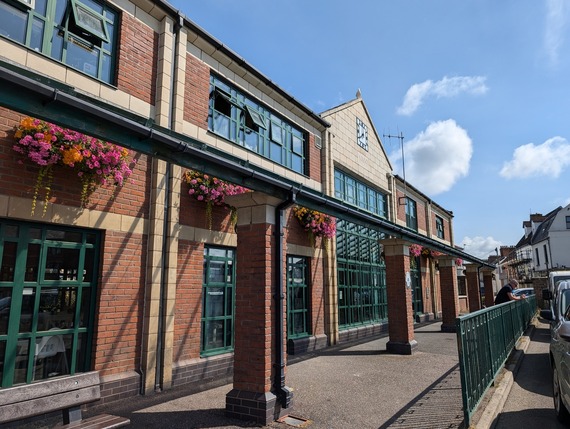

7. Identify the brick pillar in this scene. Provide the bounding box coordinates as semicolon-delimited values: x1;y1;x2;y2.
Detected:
224;193;291;424
381;239;417;355
482;268;495;307
465;264;482;312
438;256;459;332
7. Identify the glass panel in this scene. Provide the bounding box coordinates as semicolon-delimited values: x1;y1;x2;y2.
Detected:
271;122;283;144
30;16;44;51
0;288;11;335
208;247;229;258
13;338;31;385
0;2;27;43
36;0;48;16
51;29;64;61
19;287;36;333
25;243;40;282
204;319;224;350
213;111;230;138
46;230;82;243
225;319;232;348
0;242;17;282
0;341;5;382
205;288;224;317
75;332;88;372
38;288;76;330
292;154;302;173
65;35;100;77
79;287;91;327
270;142;282;163
208;262;225;283
244;130;258;152
34;333;70;380
292;134;303;154
44;247;80;281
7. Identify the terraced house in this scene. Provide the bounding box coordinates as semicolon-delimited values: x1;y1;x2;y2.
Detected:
0;0;489;425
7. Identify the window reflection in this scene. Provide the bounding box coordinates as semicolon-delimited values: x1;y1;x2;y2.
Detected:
0;288;11;335
45;247;80;281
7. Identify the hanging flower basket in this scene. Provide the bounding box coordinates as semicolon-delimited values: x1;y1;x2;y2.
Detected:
13;117;134;216
182;169;249;230
409;244;423;257
292;206;336;250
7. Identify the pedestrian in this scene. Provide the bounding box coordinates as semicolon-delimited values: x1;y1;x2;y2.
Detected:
494;279;525;304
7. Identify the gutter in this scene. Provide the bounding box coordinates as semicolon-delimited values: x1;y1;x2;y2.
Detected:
273;190;298;408
0;64;492;269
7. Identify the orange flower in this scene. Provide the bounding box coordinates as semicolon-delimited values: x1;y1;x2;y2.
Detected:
62;147;83;166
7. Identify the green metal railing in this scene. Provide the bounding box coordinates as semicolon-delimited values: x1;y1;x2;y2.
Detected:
456;295;536;426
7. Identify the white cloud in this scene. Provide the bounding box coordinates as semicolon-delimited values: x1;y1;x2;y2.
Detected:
396;76;488;116
461;236;502;259
390;119;473;195
544;0;570;66
499;136;570;179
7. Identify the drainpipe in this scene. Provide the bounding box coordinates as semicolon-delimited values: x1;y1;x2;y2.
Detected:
476;265;484;308
273;189;297;408
154;13;183;393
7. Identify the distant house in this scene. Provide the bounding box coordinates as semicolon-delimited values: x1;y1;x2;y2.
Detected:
531;204;570;272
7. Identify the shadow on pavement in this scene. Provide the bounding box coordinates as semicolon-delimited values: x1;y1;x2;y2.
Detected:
493;407;565;429
377;364;464;429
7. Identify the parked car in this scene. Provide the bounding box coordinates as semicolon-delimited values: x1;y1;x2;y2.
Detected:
541;280;570;422
512;287;535;298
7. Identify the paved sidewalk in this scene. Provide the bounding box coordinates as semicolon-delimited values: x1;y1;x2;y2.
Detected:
17;318;562;429
77;322;464;429
490;319;565;429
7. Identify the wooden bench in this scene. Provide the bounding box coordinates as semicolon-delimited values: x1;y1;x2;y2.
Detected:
0;371;130;428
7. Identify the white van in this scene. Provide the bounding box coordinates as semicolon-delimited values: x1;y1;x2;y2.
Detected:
550;271;570;293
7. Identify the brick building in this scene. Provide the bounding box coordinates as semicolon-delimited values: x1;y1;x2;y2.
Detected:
0;0;488;424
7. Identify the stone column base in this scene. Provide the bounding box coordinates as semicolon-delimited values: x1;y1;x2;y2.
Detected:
226;389;290;425
386;339;418;355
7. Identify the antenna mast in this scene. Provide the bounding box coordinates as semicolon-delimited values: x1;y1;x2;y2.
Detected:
383;132;407;204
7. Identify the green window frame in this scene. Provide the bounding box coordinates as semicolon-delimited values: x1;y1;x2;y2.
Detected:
287;256;310;339
336;221;387;329
436;216;444;239
201;246;235;356
0;219;99;388
334;169;387;218
0;0;119;84
208;74;307;175
405;197;418;231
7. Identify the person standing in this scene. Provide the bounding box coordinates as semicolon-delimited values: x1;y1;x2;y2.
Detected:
494;279;525;304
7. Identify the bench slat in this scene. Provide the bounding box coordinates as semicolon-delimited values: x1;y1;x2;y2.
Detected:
54;414;130;429
0;371;100;406
0;385;100;423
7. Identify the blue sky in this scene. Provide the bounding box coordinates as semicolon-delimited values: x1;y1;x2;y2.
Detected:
168;0;570;258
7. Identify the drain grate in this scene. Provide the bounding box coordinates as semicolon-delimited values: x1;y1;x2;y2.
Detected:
277;415;311;427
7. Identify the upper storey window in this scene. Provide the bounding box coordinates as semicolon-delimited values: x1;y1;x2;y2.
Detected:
334;169;387;218
209;75;307;175
436;215;444;239
0;0;118;84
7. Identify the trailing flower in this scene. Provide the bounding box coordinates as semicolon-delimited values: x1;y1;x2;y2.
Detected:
13;117;133;215
409;244;423;257
182;169;249;230
292;206;336;249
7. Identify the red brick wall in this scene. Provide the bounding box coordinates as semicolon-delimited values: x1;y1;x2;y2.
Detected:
174;239;204;360
439;264;459;328
306;133;322;182
233;222;274;392
385;252;414;342
417;200;426;232
184;54;210;127
117;13;158;105
94;230;146;375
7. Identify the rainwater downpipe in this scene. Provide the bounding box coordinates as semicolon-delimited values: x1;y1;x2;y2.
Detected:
153;14;183;393
273;189;297;408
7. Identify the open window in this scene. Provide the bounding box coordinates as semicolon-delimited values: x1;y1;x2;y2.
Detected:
68;0;109;45
212;87;232;117
11;0;35;9
244;105;267;131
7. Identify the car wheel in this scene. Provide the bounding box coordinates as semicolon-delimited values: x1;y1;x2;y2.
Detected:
553;364;570;423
